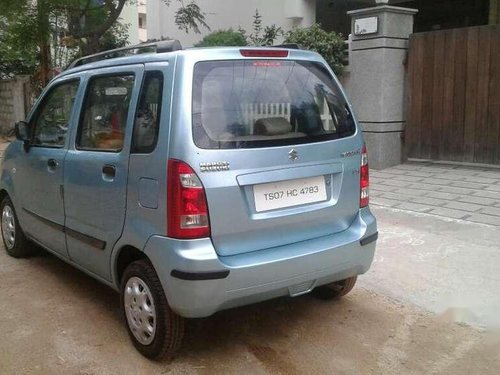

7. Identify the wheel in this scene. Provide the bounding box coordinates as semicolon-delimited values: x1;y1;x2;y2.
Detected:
120;259;184;360
312;276;358;300
1;196;33;258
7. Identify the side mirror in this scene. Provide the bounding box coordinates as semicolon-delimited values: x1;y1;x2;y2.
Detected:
14;121;30;142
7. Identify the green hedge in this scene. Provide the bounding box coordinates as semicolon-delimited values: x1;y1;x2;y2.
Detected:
285;24;346;76
194;29;248;47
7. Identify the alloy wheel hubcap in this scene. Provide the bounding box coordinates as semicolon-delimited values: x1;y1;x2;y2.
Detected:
2;205;15;249
124;276;156;345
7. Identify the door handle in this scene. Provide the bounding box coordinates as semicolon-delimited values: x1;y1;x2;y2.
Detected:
102;164;116;178
47;158;58;168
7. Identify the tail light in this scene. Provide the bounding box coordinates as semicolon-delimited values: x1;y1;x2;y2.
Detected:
240;49;289;58
360;143;369;207
167;159;210;239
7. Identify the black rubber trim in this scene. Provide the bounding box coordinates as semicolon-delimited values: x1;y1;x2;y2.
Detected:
23;208;64;232
23;208;106;250
360;232;378;246
170;269;230;281
65;227;106;250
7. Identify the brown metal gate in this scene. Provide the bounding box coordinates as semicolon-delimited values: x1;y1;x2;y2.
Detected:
406;25;500;165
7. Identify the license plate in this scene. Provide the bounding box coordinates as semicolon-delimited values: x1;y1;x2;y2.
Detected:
253;176;327;212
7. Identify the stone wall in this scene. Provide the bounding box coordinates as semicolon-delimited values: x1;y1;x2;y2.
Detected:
0;76;31;134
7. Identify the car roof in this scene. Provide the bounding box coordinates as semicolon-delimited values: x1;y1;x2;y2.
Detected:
57;46;325;80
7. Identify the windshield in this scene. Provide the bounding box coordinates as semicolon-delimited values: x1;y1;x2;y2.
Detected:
192;60;356;149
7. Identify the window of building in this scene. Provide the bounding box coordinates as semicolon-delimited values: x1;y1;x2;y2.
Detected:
139;13;147;29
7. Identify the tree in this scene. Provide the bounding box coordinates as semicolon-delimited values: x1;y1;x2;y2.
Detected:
194;29;247;47
194;10;282;48
285;24;347;75
66;0;209;54
243;10;283;46
0;0;57;85
0;11;38;79
0;0;209;87
174;2;210;34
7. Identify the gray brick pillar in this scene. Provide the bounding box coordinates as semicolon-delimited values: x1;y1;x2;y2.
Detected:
347;5;417;169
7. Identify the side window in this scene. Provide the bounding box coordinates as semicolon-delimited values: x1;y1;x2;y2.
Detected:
32;80;79;147
77;74;135;152
132;71;163;153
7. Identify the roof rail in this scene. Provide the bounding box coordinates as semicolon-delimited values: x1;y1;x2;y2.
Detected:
67;40;183;69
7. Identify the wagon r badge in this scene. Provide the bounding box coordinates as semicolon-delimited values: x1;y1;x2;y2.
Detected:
289;149;298;161
341;149;361;158
200;161;230;172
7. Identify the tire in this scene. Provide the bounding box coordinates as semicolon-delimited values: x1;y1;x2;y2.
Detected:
312;276;358;300
120;259;184;360
1;196;33;258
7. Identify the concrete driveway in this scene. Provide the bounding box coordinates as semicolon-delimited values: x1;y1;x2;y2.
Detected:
368;161;500;329
1;161;500;374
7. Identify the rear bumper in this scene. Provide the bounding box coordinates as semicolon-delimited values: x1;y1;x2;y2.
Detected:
144;207;377;318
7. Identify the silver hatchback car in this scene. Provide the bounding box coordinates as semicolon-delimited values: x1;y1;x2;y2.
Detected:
0;41;377;359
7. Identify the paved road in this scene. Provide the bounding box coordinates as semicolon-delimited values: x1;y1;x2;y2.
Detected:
1;205;499;374
371;162;500;226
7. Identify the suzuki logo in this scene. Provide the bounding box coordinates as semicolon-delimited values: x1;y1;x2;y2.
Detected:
288;149;298;161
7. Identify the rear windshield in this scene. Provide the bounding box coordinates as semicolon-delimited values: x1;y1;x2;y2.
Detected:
192;60;356;149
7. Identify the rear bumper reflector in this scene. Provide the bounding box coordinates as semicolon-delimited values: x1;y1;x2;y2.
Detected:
360;232;378;246
170;269;230;281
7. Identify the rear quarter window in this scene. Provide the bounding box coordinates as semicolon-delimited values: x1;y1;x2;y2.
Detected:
192;60;356;149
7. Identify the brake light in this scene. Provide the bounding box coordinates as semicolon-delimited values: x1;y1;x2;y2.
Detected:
360;144;369;208
167;159;210;239
240;49;289;58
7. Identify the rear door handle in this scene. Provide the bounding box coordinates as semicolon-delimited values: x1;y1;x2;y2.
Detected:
47;158;58;168
102;164;116;179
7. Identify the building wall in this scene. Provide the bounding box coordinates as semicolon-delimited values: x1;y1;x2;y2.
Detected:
0;76;31;134
147;0;316;46
138;0;148;42
121;1;140;45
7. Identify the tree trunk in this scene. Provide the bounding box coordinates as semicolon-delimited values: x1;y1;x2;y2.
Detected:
37;0;51;87
39;42;51;87
80;35;101;56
